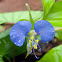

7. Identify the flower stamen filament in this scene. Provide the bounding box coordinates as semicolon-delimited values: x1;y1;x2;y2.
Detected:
27;35;41;59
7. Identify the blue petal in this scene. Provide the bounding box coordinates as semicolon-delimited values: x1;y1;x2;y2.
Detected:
10;21;32;36
34;20;55;43
10;33;25;46
10;21;32;46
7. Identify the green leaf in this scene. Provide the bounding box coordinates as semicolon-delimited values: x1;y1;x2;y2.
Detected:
0;29;10;62
55;29;62;40
0;26;3;30
37;45;62;62
0;11;42;24
0;55;4;62
0;28;11;39
49;20;62;27
0;14;7;24
42;0;55;16
0;39;6;55
43;1;62;27
0;35;27;58
0;38;7;62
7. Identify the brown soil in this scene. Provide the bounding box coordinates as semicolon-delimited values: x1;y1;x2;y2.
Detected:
0;0;60;13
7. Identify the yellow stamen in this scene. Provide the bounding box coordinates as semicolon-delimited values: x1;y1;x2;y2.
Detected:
31;36;34;40
46;42;48;43
33;45;37;49
36;39;39;43
29;40;32;43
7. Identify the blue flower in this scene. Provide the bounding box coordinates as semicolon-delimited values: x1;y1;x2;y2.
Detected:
10;20;55;59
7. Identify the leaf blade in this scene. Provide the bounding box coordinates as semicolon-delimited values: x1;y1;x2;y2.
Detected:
0;11;42;24
42;0;55;16
37;45;62;62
